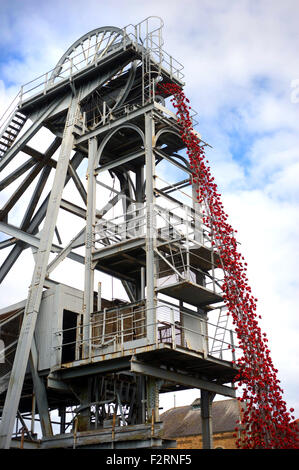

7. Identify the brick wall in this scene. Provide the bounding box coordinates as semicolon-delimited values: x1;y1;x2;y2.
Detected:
175;431;237;449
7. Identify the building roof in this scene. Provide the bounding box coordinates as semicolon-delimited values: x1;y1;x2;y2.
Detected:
160;398;243;438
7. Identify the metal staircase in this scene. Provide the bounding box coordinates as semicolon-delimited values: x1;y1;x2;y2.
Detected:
0;111;27;159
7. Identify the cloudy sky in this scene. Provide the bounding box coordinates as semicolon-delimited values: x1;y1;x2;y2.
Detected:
0;0;299;417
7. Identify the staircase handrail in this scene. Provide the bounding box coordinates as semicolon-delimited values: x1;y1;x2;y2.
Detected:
0;91;21;135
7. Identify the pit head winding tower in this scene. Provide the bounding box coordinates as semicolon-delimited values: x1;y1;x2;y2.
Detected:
0;17;238;449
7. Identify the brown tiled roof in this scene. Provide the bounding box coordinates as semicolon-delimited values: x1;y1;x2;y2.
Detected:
160;398;243;438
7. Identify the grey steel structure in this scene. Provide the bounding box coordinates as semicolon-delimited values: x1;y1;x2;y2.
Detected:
0;17;238;449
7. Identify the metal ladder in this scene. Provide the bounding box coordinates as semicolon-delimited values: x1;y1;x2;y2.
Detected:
210;305;229;358
0;111;27;159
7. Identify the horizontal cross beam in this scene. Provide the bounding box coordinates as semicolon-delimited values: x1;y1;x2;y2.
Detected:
130;358;236;398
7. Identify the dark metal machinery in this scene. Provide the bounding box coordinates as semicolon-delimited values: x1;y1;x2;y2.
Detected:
0;17;238;449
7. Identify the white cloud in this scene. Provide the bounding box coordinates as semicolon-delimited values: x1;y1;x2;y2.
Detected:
221;187;299;411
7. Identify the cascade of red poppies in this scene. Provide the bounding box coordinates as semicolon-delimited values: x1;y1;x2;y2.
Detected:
157;82;298;449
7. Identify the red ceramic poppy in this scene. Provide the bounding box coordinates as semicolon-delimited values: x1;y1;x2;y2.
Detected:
157;82;298;449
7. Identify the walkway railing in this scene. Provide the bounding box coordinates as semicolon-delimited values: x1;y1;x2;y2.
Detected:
53;302;237;364
0;17;184;134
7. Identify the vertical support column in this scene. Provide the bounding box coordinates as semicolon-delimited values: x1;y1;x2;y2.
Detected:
144;111;160;428
77;381;92;432
31;393;36;436
29;338;53;437
144;111;156;345
59;407;66;434
201;390;215;449
179;300;185;347
146;377;159;423
192;179;203;245
0;95;80;449
140;267;145;300
185;215;190;280
97;282;102;311
193;182;206;288
136;166;144;204
73;379;92;432
82;136;97;359
136;165;145;301
136;165;145;240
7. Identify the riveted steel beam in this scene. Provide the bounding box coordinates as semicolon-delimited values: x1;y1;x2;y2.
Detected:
130;359;236;398
0;95;81;449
